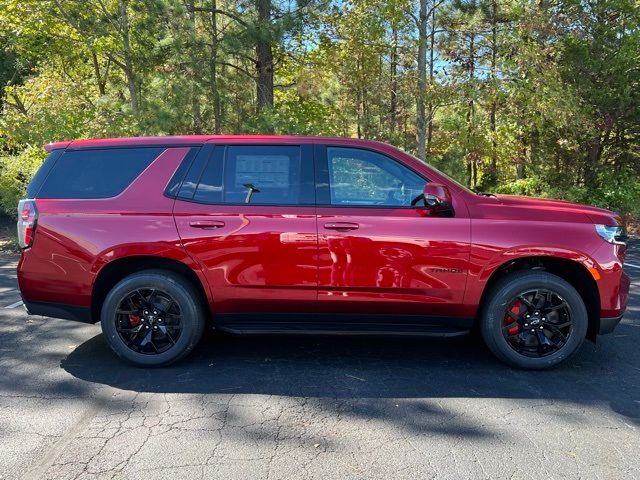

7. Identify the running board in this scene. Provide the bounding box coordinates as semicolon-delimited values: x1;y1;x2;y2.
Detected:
215;322;470;338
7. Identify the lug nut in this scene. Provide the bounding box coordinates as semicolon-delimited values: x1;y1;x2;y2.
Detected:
524;323;529;327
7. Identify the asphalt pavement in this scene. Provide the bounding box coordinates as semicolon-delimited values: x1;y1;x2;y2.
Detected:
0;242;639;480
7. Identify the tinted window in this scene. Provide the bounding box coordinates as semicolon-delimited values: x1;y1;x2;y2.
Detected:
327;147;425;206
26;149;63;198
38;147;163;199
165;147;201;198
193;145;314;205
193;146;224;203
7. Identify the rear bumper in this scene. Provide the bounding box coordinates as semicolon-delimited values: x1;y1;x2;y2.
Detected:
598;314;623;335
23;300;94;324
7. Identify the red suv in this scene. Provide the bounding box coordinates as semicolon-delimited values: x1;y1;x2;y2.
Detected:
17;136;630;369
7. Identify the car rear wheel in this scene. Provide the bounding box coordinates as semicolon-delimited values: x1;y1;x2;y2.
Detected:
101;270;206;367
480;270;588;369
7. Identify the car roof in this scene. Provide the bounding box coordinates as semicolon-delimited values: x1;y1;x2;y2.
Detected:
44;135;390;152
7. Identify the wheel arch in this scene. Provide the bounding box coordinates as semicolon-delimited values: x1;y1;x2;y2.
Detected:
91;255;211;324
476;255;601;341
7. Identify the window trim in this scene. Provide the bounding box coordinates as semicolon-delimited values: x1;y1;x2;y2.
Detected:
172;144;316;207
314;144;430;209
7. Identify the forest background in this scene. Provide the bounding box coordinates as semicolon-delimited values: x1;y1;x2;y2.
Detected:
0;0;638;231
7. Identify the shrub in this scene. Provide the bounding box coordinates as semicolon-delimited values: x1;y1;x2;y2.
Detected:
0;146;46;218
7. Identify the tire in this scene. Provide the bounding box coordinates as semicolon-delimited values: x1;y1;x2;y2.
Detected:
100;269;206;367
480;270;588;370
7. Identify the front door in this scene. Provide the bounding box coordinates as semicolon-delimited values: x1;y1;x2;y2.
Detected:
174;143;317;317
315;145;471;321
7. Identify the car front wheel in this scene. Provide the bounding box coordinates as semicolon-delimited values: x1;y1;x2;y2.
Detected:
480;270;588;369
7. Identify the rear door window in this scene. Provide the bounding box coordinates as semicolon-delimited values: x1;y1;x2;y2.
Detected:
37;147;164;199
191;145;314;205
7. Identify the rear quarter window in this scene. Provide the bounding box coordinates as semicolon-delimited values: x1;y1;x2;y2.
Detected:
36;147;164;199
26;149;63;198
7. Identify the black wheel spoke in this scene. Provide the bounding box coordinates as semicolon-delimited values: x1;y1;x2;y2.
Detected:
506;310;520;322
533;292;546;310
545;302;567;312
125;326;146;347
163;300;175;316
146;289;157;307
159;326;176;345
117;325;142;334
518;295;534;307
545;324;568;342
503;319;519;330
126;296;138;311
505;329;520;338
548;320;571;329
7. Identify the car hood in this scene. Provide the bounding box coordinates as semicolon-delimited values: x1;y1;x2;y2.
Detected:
493;194;620;225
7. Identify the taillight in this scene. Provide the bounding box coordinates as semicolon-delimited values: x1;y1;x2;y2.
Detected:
17;199;38;249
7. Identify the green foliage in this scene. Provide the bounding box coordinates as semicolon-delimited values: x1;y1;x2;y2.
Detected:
561;169;640;221
494;177;545;197
0;146;46;216
0;0;637;221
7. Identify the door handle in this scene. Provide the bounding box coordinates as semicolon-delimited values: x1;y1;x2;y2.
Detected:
324;222;359;231
189;220;225;229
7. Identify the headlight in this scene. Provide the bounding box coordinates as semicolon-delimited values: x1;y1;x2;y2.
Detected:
595;224;628;245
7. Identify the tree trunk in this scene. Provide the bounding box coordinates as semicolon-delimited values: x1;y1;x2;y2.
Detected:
255;0;274;112
187;1;202;133
210;1;222;133
488;0;498;186
119;0;140;115
390;27;398;133
91;52;107;96
584;131;608;189
416;0;428;161
426;3;436;156
516;142;526;179
466;33;476;188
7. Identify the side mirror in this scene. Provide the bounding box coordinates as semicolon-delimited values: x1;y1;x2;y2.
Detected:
412;183;454;217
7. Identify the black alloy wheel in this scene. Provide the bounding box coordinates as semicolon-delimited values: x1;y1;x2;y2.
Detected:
115;288;183;355
501;289;573;358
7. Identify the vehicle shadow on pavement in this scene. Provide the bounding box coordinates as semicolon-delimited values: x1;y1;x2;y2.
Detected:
62;319;640;424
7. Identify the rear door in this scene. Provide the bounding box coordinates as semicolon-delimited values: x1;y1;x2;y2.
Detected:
173;143;318;319
315;145;471;321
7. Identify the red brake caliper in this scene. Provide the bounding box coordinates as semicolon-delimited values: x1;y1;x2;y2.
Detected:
505;300;521;336
129;314;141;327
